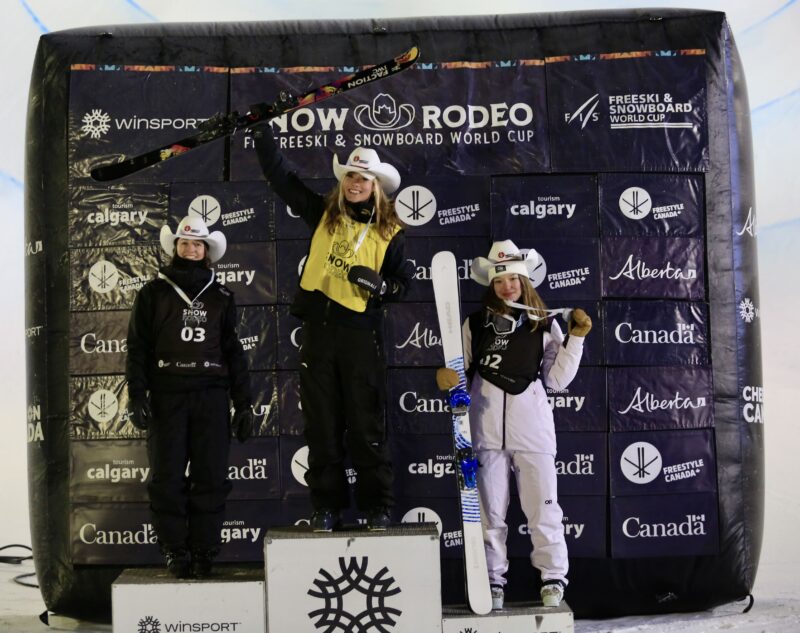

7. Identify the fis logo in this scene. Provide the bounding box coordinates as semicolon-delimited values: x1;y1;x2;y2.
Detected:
565;94;600;129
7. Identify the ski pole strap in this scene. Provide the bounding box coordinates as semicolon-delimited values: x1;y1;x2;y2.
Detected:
503;300;573;324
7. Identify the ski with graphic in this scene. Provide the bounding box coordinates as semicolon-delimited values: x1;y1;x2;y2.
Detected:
431;250;492;616
90;45;420;182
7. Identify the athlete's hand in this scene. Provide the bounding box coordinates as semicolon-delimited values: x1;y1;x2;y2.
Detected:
436;367;460;391
348;265;386;296
232;407;254;443
129;397;153;431
568;308;592;337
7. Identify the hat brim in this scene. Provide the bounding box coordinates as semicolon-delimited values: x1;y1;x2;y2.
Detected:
159;225;227;263
332;154;401;194
470;256;537;286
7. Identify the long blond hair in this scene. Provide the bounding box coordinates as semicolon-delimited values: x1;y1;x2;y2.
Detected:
484;274;548;331
322;179;402;241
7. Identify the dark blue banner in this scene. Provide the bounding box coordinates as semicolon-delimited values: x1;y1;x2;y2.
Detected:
72;503;160;564
610;429;717;496
230;60;550;180
600;173;704;236
601;237;705;300
387;369;451;435
395;496;465;559
70;245;160;312
547;366;607;432
273;178;336;239
68;66;227;183
69;185;168;247
609;367;714;431
169;181;275;242
507;494;607;559
70;440;149;503
610;492;719;558
228;438;281;500
384;303;443;367
396;176;490;237
276;306;303;370
391;434;457;498
603;300;709;366
237;305;276;371
70;375;137;440
555;432;606;495
276;240;308;304
215;242;276;306
546;50;707;172
490;174;598;239
514;238;601;302
69;311;129;376
403;237;489;303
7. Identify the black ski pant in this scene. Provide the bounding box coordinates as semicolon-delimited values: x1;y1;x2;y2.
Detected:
300;320;393;512
147;387;232;552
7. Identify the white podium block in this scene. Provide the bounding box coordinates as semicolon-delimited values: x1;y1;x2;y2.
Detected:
442;602;574;633
265;524;442;633
112;567;266;633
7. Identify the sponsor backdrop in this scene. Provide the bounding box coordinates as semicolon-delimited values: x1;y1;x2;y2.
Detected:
25;10;760;621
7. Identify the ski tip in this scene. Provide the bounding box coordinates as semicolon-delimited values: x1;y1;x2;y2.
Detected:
395;45;420;67
89;165;119;182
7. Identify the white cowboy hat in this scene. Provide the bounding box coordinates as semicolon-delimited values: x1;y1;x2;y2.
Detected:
159;216;227;263
332;148;401;194
470;239;541;286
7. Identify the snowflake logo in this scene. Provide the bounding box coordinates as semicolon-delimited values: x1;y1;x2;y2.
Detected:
138;615;161;633
81;109;111;138
739;298;757;323
308;556;402;631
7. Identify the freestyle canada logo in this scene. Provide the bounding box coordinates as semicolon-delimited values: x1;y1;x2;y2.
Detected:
395;185;480;228
401;506;465;549
188;195;221;226
620;441;706;485
79;108;207;139
88;389;119;423
88;260;148;294
291;445;356;486
618;186;685;221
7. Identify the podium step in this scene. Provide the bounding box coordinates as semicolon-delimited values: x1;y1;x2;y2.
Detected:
112;566;266;633
265;523;442;632
442;601;574;633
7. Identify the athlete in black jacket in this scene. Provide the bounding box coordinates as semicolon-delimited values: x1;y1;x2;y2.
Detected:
255;129;413;532
127;216;252;578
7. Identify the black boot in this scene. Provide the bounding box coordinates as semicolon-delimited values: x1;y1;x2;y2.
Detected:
310;509;341;532
191;549;218;579
164;548;191;579
367;507;391;532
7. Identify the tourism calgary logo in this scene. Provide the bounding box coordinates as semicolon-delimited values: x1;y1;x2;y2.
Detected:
307;556;402;631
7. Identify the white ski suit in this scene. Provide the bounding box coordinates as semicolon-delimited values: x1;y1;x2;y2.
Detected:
463;315;584;588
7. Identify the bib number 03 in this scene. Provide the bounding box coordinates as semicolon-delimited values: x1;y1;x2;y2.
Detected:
181;326;206;342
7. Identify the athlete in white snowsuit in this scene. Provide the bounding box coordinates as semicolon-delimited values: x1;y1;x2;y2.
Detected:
443;239;591;608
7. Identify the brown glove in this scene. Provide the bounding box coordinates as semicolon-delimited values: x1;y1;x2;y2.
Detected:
568;308;592;337
436;367;460;391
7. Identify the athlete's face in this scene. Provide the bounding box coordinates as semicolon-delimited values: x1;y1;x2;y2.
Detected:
492;274;522;302
176;238;207;261
342;172;375;204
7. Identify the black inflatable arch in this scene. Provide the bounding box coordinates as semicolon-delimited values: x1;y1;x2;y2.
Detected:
25;9;762;618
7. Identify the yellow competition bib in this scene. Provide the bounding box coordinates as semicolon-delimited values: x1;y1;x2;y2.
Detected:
300;211;400;312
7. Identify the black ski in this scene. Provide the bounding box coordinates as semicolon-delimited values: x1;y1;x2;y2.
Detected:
90;46;420;182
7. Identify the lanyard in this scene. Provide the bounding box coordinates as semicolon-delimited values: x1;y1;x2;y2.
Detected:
158;270;215;309
352;207;376;254
503;299;573;324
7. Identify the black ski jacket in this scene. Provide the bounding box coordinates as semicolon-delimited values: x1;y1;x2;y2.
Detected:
126;259;251;408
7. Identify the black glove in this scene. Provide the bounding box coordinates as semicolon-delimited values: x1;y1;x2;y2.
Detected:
232;407;254;443
252;123;281;176
348;265;386;296
129;397;153;431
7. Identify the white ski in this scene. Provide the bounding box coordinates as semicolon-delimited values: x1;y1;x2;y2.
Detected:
431;250;492;616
